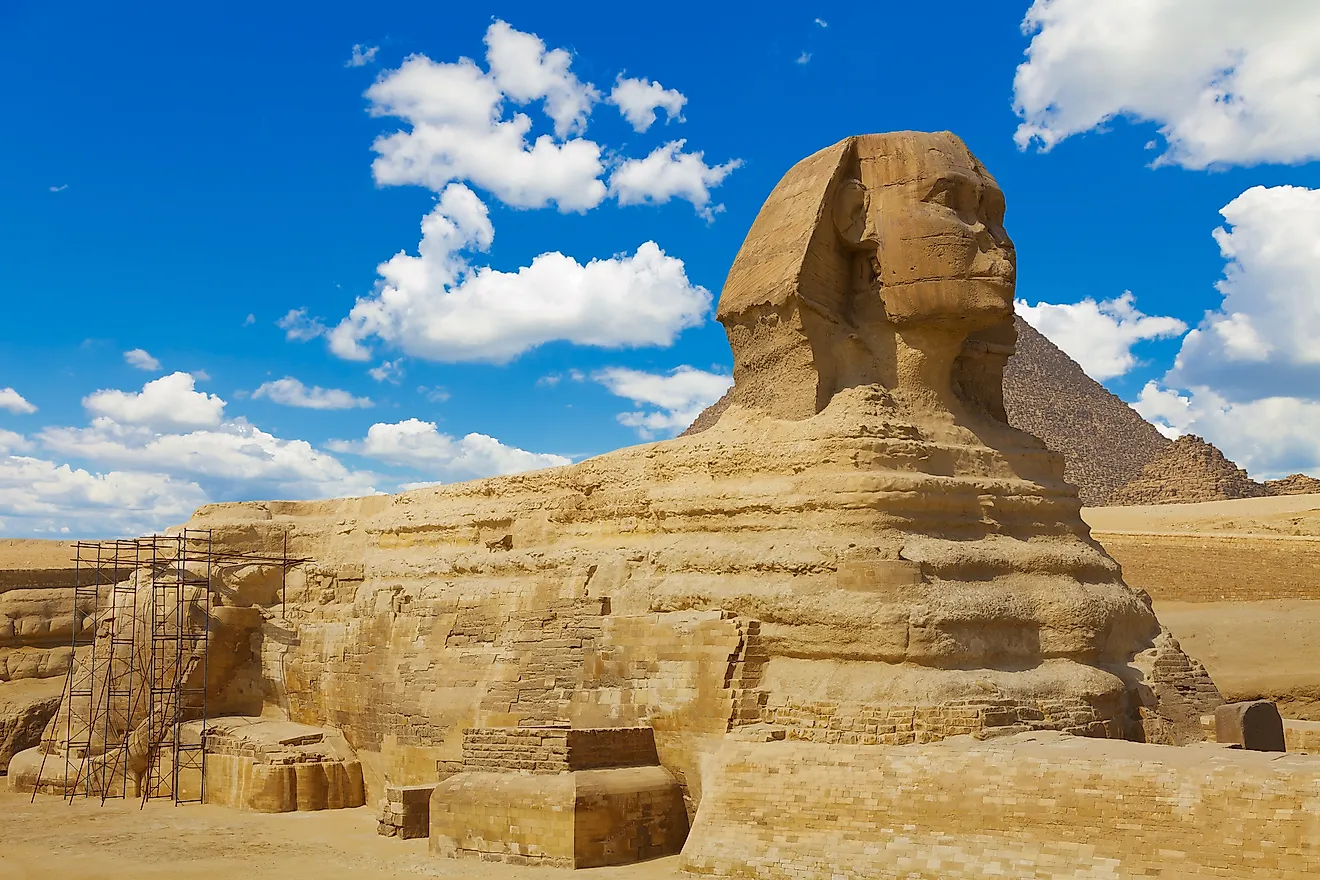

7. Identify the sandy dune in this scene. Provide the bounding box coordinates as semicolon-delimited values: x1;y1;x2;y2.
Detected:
1083;492;1320;537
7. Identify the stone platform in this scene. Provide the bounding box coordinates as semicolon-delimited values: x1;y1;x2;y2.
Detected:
193;716;365;812
680;731;1320;879
430;726;688;868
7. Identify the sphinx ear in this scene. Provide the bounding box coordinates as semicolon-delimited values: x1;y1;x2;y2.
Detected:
832;178;875;250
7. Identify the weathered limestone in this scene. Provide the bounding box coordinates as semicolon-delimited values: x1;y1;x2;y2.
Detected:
429;727;688;868
1130;624;1224;745
680;732;1320;879
0;677;63;775
1216;700;1286;752
7;559;272;795
1284;719;1320;752
198;716;365;812
0;541;88;773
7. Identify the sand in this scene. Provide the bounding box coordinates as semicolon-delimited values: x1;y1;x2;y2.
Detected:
1154;600;1320;720
1083;492;1320;537
1084;494;1320;720
0;788;684;880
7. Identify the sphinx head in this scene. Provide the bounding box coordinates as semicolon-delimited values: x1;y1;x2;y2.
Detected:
716;131;1017;419
859;132;1015;330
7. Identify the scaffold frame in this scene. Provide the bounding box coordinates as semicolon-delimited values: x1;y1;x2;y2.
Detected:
31;529;307;807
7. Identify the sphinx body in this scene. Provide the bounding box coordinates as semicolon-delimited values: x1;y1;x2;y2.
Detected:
14;133;1213;810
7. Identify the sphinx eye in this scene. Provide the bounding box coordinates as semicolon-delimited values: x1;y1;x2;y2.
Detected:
925;182;956;208
925;176;977;211
980;189;1007;224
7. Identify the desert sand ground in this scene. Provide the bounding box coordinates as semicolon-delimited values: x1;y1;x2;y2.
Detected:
1085;493;1320;720
1083;492;1320;537
0;787;683;880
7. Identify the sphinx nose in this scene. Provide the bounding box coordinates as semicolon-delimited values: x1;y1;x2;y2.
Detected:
972;220;1011;252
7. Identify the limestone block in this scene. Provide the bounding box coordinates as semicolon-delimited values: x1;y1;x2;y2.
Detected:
429;765;687;868
195;717;366;812
1216;700;1286;752
378;783;437;839
203;752;365;811
0;646;75;682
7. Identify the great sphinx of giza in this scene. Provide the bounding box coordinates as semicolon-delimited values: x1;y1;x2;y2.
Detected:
12;132;1223;856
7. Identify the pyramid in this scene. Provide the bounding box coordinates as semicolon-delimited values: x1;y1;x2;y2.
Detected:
1107;434;1267;505
1263;473;1320;496
1002;318;1172;506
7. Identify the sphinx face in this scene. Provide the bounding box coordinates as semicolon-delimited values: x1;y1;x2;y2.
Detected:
863;136;1016;330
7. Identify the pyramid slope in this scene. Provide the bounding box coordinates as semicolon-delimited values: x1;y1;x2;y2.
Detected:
1000;318;1171;505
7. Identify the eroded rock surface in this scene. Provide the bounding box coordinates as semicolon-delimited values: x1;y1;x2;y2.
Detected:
0;541;88;773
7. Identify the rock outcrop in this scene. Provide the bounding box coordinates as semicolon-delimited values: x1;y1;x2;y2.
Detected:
1110;434;1267;505
8;550;274;796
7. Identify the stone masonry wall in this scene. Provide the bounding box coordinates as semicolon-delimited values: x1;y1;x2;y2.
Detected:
761;695;1123;744
458;726;661;774
261;563;747;802
681;735;1320;879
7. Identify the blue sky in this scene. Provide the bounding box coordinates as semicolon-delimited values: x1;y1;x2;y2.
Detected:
4;0;1320;535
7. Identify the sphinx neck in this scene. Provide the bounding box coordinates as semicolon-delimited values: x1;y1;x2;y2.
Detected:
892;324;966;413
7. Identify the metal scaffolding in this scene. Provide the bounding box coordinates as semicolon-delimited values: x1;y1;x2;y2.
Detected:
32;529;305;807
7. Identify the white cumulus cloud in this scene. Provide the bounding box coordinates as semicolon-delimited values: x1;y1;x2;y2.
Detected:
368;358;405;383
0;429;32;453
0;388;37;415
1014;0;1320;168
329;184;711;363
278;308;328;342
0;454;208;537
252;377;373;410
346;44;379;68
1165;186;1320;399
483;20;599;138
595;365;732;439
608;76;686;132
366;33;607;211
1132;185;1320;478
330;418;570;482
83;372;226;430
1016;292;1187;381
40;417;377;500
365;21;736;214
123;348;161;371
608;140;743;220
